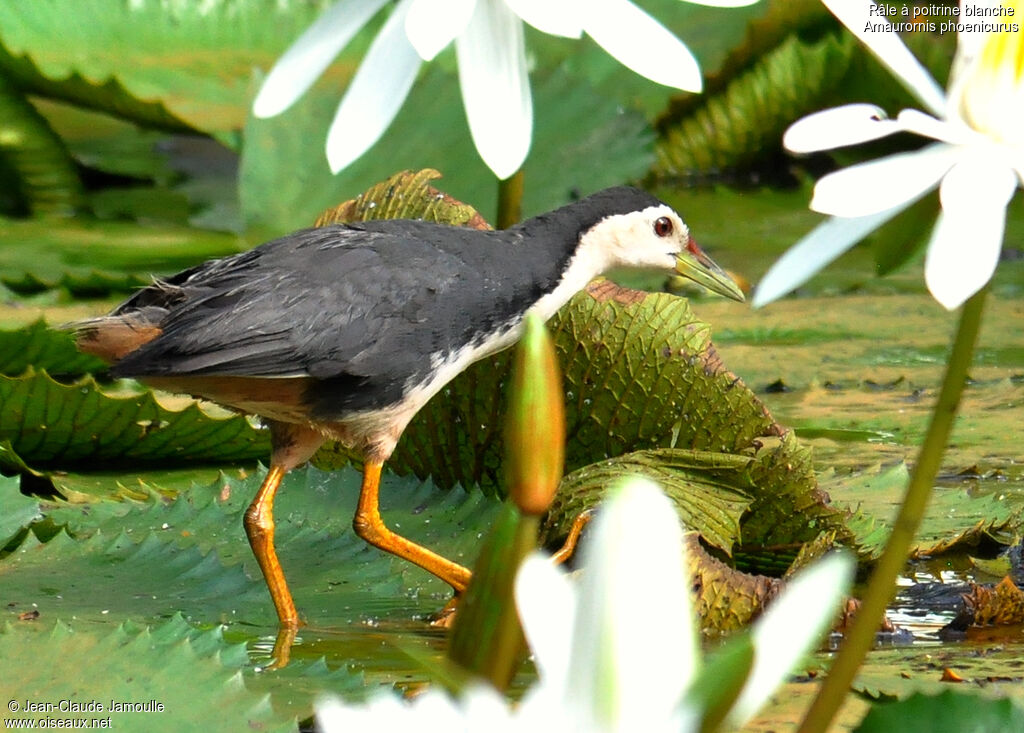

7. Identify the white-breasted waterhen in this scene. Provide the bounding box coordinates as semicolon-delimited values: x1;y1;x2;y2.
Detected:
74;186;744;633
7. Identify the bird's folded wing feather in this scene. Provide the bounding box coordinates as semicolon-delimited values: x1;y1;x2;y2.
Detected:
111;223;520;384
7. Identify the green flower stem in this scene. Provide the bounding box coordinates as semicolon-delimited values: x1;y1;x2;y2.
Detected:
798;286;989;733
448;505;538;690
497;169;524;229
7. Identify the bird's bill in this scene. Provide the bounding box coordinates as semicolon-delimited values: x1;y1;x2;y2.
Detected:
675;239;745;302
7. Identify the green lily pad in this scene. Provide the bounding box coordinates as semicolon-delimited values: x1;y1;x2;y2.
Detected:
0;319;105;377
833;462;1021;561
0;0;336;137
856;690;1024;733
0;216;243;295
0;72;82;217
545;448;753;553
0;475;40;550
0;370;267;468
654;31;855;180
34;97;179;182
9;466;499;627
0;617;296;732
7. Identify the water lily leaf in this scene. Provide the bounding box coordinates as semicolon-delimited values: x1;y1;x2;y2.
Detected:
912;506;1020;559
0;463;494;711
737;432;842;553
0;439;33;477
847;644;1024;718
6;465;499;628
0;72;82;216
34;98;179;182
0;617;295;733
31;99;245;231
0;474;40;549
315;169;490;230
0;319;105;377
653;30;855;181
555;282;780;457
652;4;960;184
0;216;242;296
951;576;1024;629
0;0;335;138
544;433;843;570
0;370;267;468
544;448;752;554
855;690;1024;733
826;463;1021;560
686;533;782;635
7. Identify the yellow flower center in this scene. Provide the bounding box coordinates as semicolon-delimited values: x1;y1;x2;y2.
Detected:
958;0;1024;147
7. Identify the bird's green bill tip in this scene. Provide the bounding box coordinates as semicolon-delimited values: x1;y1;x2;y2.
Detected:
675;245;745;302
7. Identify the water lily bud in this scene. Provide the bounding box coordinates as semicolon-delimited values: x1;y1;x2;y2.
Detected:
955;0;1024;147
505;311;565;516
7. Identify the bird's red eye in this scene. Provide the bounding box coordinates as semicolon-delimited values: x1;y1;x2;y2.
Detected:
654;216;673;237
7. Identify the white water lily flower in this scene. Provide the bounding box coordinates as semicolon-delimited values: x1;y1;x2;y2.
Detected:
754;0;1024;310
316;478;853;732
254;0;760;180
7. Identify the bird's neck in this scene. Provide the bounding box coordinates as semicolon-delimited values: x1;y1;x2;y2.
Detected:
514;220;617;322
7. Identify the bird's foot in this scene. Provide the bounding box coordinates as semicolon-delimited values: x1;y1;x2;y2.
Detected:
265;625;300;670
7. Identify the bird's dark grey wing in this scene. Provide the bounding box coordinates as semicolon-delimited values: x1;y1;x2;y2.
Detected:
111;223;531;400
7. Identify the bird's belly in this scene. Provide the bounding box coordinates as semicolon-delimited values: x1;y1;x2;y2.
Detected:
143;320;525;461
319;323;526;458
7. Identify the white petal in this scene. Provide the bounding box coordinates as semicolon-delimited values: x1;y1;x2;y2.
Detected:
582;0;702;92
822;0;946;116
809;143;957;217
784;104;901;153
326;0;422;173
456;0;532;179
568;477;698;729
405;0;476;60
515;687;575;730
751;206;909;307
925;157;1016;309
515;553;577;692
943;1;998;124
460;685;519;730
315;691;416;731
896;109;975;146
726;553;855;726
253;0;389;118
316;696;373;732
504;0;584;37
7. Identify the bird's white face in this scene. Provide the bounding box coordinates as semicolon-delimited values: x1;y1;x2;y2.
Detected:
585;204;690;272
579;203;745;302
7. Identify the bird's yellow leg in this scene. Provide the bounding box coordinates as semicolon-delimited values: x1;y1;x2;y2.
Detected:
353;461;472;593
266;626;297;671
549;508;596;566
244;465;301;630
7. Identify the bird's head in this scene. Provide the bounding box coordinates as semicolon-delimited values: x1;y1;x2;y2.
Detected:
581;200;745;302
